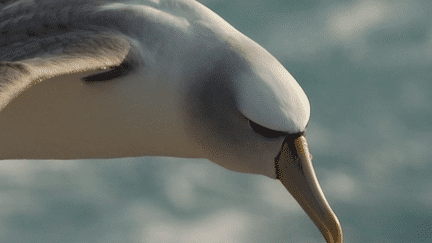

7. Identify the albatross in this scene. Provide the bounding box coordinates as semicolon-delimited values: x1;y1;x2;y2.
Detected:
0;0;343;242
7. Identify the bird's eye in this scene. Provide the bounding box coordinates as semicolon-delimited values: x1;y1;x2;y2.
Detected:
249;120;286;139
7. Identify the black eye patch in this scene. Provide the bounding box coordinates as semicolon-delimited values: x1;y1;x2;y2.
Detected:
249;120;287;139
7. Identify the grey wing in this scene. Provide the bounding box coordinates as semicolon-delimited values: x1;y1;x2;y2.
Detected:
0;32;133;111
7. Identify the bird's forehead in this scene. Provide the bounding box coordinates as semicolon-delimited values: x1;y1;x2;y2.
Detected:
226;35;311;133
180;23;311;133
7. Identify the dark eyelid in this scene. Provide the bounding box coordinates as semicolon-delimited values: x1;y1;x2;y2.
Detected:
249;120;287;138
249;119;306;140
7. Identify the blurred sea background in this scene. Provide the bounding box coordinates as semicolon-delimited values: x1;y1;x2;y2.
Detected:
1;0;432;242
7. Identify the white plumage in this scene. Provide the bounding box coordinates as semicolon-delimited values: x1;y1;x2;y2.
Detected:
0;1;342;242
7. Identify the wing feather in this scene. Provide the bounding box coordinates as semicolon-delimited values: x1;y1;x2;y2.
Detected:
0;32;132;111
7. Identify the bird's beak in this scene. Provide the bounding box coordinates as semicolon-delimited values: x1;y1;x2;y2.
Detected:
275;135;343;243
